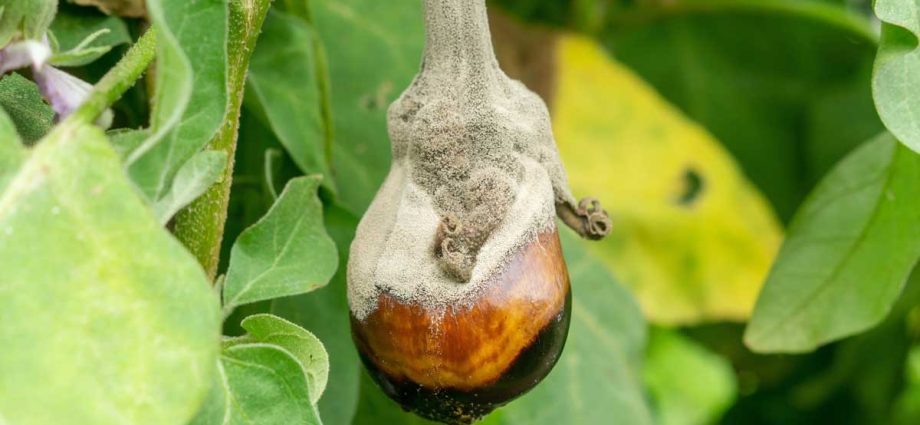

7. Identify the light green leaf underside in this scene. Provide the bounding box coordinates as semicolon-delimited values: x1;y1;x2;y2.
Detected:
643;328;737;425
745;133;920;352
189;343;322;425
129;0;228;201
223;175;338;310
246;10;335;192
154;149;227;224
873;0;920;154
0;122;221;425
234;314;330;406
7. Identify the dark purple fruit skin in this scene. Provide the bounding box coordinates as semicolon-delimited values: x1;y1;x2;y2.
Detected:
353;289;571;424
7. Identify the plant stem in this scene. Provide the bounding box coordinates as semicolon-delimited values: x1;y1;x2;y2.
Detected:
172;0;271;281
65;28;157;126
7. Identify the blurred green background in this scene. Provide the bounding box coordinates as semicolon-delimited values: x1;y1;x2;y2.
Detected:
226;0;920;424
5;0;918;424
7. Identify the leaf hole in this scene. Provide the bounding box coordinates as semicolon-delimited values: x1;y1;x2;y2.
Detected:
676;167;704;207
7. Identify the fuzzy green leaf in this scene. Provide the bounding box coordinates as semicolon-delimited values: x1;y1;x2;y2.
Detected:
223;175;338;310
745;133;920;352
128;0;228;202
0;73;54;144
233;314;330;405
873;0;920;154
0;0;57;45
246;10;335;192
154;149;227;224
48;9;131;67
0;122;221;424
190;344;322;425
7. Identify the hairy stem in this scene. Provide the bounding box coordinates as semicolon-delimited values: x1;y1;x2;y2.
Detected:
65;27;157;126
173;0;271;281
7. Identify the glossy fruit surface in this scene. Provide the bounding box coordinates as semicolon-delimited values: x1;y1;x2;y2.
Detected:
350;229;571;424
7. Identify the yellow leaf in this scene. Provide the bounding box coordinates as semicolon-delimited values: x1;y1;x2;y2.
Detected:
552;35;782;324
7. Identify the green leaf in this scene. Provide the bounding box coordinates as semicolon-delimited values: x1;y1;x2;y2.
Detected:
234;314;330;405
606;0;882;220
0;0;57;45
48;8;131;67
128;0;228;201
0;73;54;144
643;328;737;425
271;204;361;425
0;122;221;424
190;344;323;425
223;175;338;310
154;149;227;224
488;229;654;424
311;0;424;214
0;106;24;190
108;127;149;159
873;0;920;154
745;133;920;353
246;10;335;192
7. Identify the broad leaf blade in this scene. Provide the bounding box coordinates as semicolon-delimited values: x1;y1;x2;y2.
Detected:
129;0;228;201
238;314;330;405
873;0;920;154
745;133;920;353
0;122;221;424
154;149;227;224
246;10;335;192
193;343;322;425
551;35;781;324
223;175;338;309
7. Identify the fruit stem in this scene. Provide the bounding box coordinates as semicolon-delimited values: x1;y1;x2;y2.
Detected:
422;0;501;87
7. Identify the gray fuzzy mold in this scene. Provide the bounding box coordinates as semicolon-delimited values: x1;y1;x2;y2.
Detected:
347;0;599;320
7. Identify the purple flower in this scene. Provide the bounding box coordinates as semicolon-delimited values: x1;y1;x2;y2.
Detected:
0;40;50;75
33;65;113;128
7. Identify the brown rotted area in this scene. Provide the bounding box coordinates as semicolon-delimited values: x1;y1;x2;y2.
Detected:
350;229;572;424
